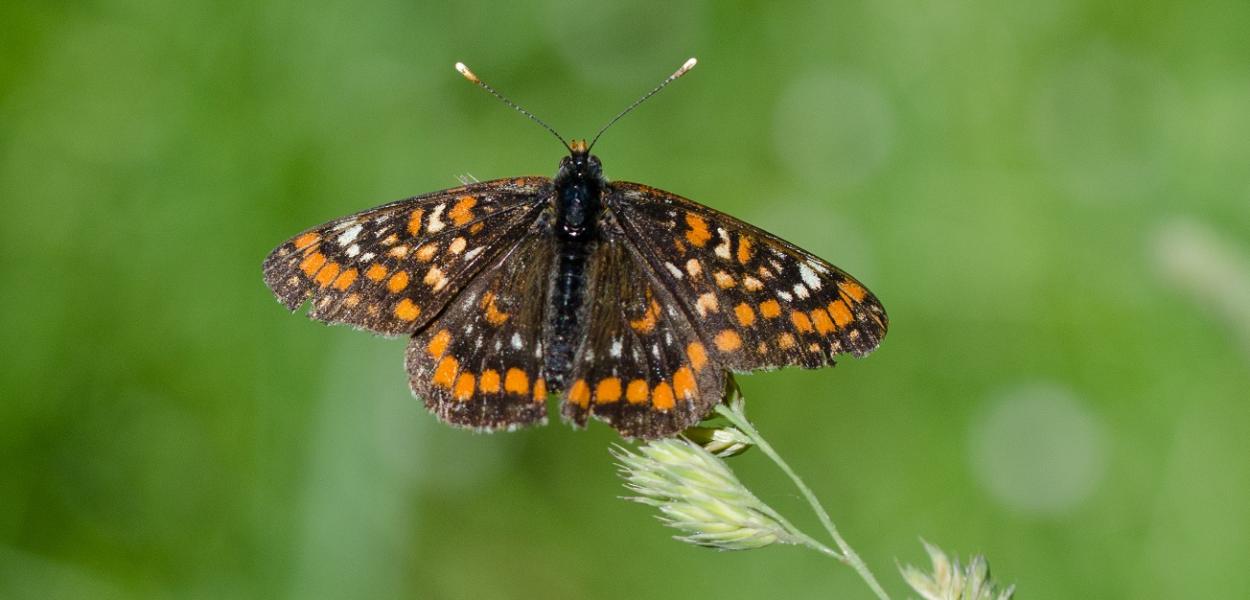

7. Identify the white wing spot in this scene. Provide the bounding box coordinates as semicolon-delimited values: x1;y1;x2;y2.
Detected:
696;292;719;316
685;258;703;278
511;332;523;350
799;264;822;290
464;246;484;261
427;204;446;232
448;237;467;254
336;224;363;246
610;339;623;357
360;252;375;261
793;283;810;299
777;290;794;302
346;244;360;258
714;228;731;259
665;262;684;279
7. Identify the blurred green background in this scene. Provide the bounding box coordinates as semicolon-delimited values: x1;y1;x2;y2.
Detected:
3;0;1249;598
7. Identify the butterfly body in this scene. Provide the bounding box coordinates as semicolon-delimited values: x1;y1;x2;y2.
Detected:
264;142;887;438
545;141;607;390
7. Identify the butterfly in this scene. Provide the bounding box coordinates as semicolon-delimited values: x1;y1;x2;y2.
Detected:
262;59;888;439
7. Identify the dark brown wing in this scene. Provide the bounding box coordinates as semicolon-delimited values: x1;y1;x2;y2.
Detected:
605;181;887;373
262;177;551;336
561;222;724;439
405;225;555;431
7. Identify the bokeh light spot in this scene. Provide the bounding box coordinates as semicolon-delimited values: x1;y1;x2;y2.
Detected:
969;383;1108;515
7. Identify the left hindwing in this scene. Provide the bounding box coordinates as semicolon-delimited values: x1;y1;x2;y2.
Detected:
606;182;888;372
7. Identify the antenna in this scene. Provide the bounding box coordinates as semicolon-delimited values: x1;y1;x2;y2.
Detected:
588;57;698;151
455;62;570;151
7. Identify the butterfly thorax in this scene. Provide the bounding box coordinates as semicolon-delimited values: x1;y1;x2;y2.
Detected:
552;148;605;241
544;144;608;391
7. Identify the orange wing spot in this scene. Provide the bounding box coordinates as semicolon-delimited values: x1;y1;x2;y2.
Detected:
533;378;547;403
759;299;782;318
406;209;425;236
569;379;591;408
331;267;358;291
415;243;438;262
713;271;736;289
314;262;341;288
626;379;649;404
453;372;476;401
714;329;742;352
386;271;410;293
673;367;697;400
807;342;821;353
433;356;459;389
674;238;687;253
742;276;764;291
469;222;485;235
839;280;868;302
343;293;361;308
687;342;708;371
652;382;676;410
734;302;756;326
448;196;478;226
427;329;451;358
387;245;410;259
630;299;661;333
695;292;719;316
293;232;320;251
479;369;501;393
480;291;510;325
791;311;814;333
684;213;711;247
737;236;753;264
448;237;467;254
300;252;327;276
394;298;421;321
778;333;797;349
828;300;854;327
504;368;529;395
595;378;623;404
365;263;388;281
811;308;836;334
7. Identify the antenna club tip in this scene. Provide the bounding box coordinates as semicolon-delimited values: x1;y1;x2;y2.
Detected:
454;62;479;83
673;57;698;78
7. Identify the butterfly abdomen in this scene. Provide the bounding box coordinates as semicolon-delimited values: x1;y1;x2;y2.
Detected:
544;238;595;390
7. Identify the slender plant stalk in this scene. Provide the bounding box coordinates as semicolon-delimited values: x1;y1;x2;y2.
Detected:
715;403;891;600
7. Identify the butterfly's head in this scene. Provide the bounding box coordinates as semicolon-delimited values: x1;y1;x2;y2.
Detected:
556;139;604;186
